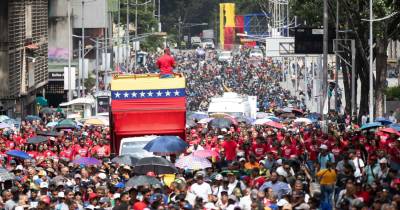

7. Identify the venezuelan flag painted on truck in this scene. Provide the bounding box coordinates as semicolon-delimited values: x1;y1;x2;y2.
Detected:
110;74;186;154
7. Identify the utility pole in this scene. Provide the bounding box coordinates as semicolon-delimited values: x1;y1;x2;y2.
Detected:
134;0;138;72
95;38;99;114
67;0;72;101
117;0;120;67
104;0;108;74
81;0;86;97
322;0;328;120
178;16;182;50
126;0;130;71
369;0;374;122
158;0;161;32
78;40;82;98
335;0;339;112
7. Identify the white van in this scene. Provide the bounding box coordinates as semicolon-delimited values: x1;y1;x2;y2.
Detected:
207;92;257;119
119;135;158;157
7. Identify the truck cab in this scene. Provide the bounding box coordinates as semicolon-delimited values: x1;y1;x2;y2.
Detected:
110;73;186;155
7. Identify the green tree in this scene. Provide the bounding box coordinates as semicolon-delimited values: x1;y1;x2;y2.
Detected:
290;0;400;118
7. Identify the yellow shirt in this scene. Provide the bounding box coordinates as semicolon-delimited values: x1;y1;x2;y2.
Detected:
316;169;337;185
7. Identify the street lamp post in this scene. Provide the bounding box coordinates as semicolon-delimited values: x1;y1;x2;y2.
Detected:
81;0;85;97
369;0;374;122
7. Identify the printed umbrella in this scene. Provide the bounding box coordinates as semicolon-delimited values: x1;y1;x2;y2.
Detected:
0;122;10;129
73;157;102;166
253;118;272;125
125;175;161;188
134;157;178;175
144;136;188;154
264;121;284;129
0;168;15;182
27;136;48;144
175;155;212;170
6;150;31;160
192;149;220;158
111;155;140;166
265;116;281;122
360;122;382;130
375;117;393;125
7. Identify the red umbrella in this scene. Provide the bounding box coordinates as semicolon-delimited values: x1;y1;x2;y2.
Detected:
192;149;220;158
264;121;284;129
380;128;400;136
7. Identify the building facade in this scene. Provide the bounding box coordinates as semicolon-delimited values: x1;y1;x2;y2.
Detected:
0;0;48;117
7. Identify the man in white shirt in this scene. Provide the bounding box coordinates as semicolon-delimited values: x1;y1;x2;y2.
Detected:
190;171;212;202
349;152;364;179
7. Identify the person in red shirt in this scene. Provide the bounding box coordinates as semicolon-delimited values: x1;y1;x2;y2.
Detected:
156;48;176;78
73;139;90;159
221;135;237;162
91;140;110;159
251;137;268;161
59;140;74;160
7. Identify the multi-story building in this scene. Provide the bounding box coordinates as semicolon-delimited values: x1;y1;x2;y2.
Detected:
0;0;48;117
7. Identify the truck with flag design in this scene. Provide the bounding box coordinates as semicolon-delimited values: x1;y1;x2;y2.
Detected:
110;74;186;155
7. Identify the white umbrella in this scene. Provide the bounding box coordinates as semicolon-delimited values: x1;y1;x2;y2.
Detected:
294;118;313;124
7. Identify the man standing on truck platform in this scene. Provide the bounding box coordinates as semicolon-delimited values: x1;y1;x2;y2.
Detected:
156;48;176;78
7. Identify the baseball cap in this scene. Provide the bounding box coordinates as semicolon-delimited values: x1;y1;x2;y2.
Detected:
195;171;205;178
99;197;110;204
16;165;24;170
320;144;328;150
215;174;223;181
239;157;246;162
40;182;49;189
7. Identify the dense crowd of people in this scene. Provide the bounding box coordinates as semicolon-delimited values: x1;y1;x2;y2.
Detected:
0;49;399;210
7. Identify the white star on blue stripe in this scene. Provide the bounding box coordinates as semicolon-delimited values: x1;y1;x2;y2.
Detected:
157;91;162;96
147;91;153;97
140;91;145;97
115;92;120;98
131;92;137;97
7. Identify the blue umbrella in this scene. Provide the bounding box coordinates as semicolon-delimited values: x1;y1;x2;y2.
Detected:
360;122;382;130
46;122;58;127
0;115;10;122
25;115;41;122
6;150;32;159
189;112;208;120
73;157;102;166
375;117;393;125
390;124;400;131
144;136;188;154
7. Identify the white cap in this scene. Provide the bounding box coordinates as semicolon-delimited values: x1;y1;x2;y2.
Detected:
215;174;223;181
98;173;107;180
276;159;283;165
217;135;224;139
239;157;246;162
49;137;56;141
204;202;218;210
320;144;328;150
113;193;121;199
277;198;289;206
379;158;388;164
16;165;24;170
58;192;65;198
39;182;49;189
221;128;227;132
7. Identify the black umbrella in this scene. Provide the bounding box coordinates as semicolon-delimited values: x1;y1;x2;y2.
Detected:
36;130;61;137
134;157;178;175
125;175;161;188
111;155;139;166
27;136;48;144
210;118;234;129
